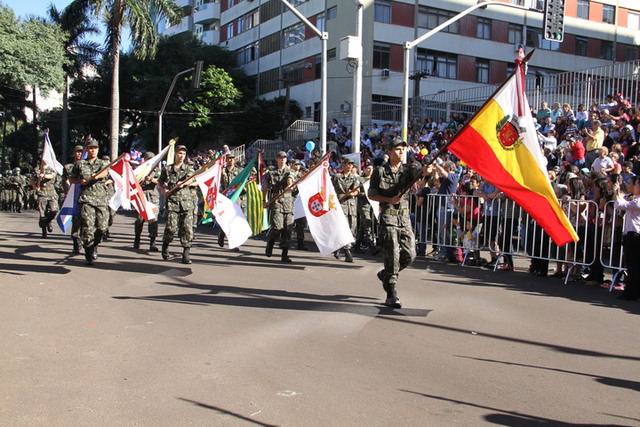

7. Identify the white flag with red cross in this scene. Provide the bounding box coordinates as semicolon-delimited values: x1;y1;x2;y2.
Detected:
109;154;156;221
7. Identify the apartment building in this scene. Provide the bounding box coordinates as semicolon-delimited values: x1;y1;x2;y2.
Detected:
159;0;640;124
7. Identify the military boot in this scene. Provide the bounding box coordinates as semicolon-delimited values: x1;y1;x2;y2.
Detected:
344;249;354;263
265;239;275;257
333;249;341;259
92;245;99;260
84;246;94;265
72;238;80;254
281;248;292;263
296;239;308;251
148;223;159;252
182;247;192;264
161;242;170;260
41;226;47;239
217;232;225;248
384;284;402;309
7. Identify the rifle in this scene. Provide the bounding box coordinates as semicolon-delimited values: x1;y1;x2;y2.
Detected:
163;153;222;198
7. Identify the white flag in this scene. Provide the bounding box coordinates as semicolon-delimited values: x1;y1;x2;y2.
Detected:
297;160;355;256
133;143;172;182
109;155;156;221
362;179;380;220
56;184;79;234
43;133;63;175
196;158;251;249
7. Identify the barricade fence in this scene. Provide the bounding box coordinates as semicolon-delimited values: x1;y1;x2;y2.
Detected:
409;193;626;288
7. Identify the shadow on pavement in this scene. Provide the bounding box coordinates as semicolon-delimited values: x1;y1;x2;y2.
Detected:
177;398;278;426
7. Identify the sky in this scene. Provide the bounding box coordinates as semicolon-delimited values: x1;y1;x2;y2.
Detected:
2;0;131;52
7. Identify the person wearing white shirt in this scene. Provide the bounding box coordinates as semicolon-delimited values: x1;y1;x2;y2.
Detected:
591;147;615;173
613;176;640;300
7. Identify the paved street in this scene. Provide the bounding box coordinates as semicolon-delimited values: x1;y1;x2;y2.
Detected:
1;210;639;426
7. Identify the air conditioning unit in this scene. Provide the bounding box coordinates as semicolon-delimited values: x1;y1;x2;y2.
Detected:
381;68;390;79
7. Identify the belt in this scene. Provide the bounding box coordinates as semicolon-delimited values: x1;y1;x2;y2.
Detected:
383;207;409;216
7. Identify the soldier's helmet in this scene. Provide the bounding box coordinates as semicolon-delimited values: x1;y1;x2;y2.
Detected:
14;167;20;173
143;151;155;160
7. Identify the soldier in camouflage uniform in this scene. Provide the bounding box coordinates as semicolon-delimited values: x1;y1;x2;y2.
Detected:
264;151;295;263
134;151;161;252
10;167;26;212
36;165;60;238
290;159;309;251
332;157;360;262
0;171;8;211
158;145;197;264
63;145;85;253
368;139;431;308
218;153;242;248
69;139;111;265
355;161;375;252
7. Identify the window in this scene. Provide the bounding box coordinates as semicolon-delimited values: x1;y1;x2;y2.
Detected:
315;49;336;79
506;64;515;78
305;106;312;119
629;12;640;30
420;50;457;79
476;59;490;83
577;0;589;19
314;102;321;122
526;27;560;51
575;37;588;56
602;5;615;24
476;18;492;39
283;23;305;48
260;32;281;57
627;46;639;61
290;0;308;6
327;6;337;20
373;42;390;69
226;22;234;39
316;13;325;32
600;40;613;60
508;24;523;45
260;0;282;23
259;68;280;95
237;42;258;66
239;10;259;33
374;0;391;24
418;7;460;34
282;61;306;86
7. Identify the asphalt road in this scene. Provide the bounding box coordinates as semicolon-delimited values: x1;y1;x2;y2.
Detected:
1;210;639;426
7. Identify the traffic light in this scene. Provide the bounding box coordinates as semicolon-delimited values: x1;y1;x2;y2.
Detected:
543;0;565;42
191;60;204;89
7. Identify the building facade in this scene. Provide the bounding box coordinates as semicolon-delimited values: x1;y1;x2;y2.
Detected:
159;0;640;126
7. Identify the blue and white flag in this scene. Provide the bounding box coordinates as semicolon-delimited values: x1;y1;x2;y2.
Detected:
57;184;80;234
43;133;64;175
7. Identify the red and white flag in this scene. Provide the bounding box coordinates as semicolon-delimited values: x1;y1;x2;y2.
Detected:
296;159;354;256
109;154;156;221
195;157;252;249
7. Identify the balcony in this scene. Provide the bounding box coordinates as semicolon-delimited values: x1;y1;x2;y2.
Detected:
194;2;220;25
163;16;192;37
200;29;219;46
173;0;192;7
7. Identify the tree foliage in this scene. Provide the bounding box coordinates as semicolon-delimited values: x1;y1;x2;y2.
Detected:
0;5;69;93
181;66;241;128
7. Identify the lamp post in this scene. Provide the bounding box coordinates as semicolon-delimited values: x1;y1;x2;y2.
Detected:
401;1;532;141
280;0;328;154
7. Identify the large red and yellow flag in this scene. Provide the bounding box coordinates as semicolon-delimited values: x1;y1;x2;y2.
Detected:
447;60;578;246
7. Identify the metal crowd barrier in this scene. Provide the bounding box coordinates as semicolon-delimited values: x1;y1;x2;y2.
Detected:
411;193;606;284
600;200;627;291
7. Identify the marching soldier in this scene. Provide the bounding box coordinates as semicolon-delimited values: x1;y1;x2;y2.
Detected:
10;167;26;212
69;139;111;265
36;165;59;238
264;151;295;263
158;145;197;264
62;145;85;254
134;151;161;252
355;161;375;252
332;157;359;263
368;139;431;308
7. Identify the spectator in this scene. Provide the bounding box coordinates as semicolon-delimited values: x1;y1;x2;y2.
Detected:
575;104;589;129
584;120;604;168
550;102;562;124
537;101;551;124
591;147;615;174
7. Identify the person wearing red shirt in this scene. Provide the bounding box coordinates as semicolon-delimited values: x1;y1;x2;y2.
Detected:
570;136;586;168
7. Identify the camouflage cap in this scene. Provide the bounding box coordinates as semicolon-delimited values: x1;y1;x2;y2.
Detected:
143;151;155;160
276;151;287;158
227;153;236;159
387;139;408;149
176;145;187;152
73;145;84;152
86;139;99;148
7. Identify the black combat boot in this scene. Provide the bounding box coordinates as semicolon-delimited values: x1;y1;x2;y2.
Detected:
218;232;225;248
92;245;98;260
333;249;341;259
148;222;159;252
72;238;80;254
182;247;192;264
296;239;308;251
41;226;47;239
344;249;354;263
281;248;292;263
84;246;94;265
161;242;170;260
265;239;275;257
384;284;402;309
133;236;141;249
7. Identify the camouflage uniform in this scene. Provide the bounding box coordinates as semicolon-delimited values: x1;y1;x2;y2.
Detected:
265;165;295;262
355;175;374;251
134;167;161;251
36;166;60;237
0;173;9;210
9;169;26;212
332;165;359;261
159;162;196;253
368;160;422;307
70;157;110;259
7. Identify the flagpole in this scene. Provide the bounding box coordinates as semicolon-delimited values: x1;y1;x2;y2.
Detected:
34;129;49;192
396;50;535;198
338;177;369;202
264;152;331;208
89;153;128;181
164;153;223;197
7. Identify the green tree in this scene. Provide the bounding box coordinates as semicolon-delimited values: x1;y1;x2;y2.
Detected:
79;0;183;158
181;65;241;128
48;1;102;160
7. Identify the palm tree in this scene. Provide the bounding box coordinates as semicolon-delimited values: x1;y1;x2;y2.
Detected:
81;0;183;159
48;0;102;161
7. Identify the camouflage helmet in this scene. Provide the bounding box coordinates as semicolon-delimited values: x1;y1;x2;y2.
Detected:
14;167;20;173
